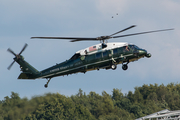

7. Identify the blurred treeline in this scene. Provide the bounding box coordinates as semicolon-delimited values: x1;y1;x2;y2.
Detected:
0;83;180;120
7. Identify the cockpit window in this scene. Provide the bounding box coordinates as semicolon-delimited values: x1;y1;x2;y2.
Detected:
123;46;130;52
129;45;140;50
70;53;80;60
134;45;139;49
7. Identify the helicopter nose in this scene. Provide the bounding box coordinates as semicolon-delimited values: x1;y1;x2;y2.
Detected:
138;49;147;56
145;53;151;58
138;49;151;58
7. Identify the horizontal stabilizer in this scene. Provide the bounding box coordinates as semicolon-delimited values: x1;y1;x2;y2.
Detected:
18;73;35;79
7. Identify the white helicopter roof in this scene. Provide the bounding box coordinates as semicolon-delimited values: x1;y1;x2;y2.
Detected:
76;42;129;56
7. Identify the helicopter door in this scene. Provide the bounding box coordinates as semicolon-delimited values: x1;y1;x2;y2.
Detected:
112;48;118;57
95;52;102;61
118;47;124;56
102;50;111;67
102;51;109;60
95;52;103;69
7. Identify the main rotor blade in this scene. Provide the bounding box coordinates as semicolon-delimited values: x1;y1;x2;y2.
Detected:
112;28;174;39
70;39;100;42
110;25;136;37
7;48;16;56
19;43;28;55
31;37;97;40
8;60;15;70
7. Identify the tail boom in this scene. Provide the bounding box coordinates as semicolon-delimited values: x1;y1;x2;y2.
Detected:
16;56;40;79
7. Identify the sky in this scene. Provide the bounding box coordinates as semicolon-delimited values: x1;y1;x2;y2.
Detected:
0;0;180;100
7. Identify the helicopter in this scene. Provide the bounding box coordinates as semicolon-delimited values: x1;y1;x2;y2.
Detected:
7;25;173;88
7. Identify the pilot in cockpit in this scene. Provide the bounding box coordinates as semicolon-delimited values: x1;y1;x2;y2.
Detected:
126;46;129;51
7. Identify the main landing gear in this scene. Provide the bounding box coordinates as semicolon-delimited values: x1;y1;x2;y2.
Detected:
111;57;117;70
122;61;129;71
111;64;117;70
110;62;129;71
44;78;51;88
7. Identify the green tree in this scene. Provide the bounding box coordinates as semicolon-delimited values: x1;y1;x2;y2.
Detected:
112;88;123;101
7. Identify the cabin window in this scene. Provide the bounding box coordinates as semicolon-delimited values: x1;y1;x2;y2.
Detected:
96;52;102;59
102;51;108;57
88;54;95;61
113;49;118;54
118;47;123;53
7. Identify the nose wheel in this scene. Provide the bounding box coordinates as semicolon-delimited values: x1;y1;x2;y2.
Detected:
122;61;129;71
44;78;51;88
122;64;128;70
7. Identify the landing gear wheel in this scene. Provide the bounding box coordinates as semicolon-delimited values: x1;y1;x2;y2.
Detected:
122;64;128;70
44;84;48;88
44;78;51;88
111;64;117;70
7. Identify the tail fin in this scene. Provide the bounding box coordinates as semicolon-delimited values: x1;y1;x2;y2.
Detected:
17;57;39;79
7;43;39;79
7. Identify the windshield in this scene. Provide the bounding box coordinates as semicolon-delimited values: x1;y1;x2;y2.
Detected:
129;45;140;50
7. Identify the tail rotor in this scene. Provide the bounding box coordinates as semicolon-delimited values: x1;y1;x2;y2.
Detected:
7;43;28;70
